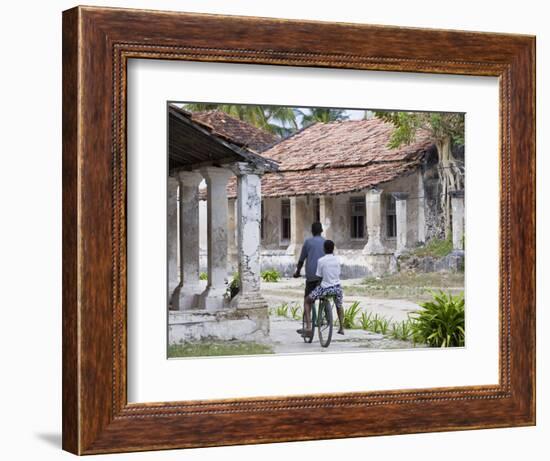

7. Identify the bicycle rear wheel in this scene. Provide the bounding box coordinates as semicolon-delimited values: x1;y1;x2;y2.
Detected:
317;298;333;347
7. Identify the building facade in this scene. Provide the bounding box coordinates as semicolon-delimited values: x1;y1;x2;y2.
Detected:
196;116;464;279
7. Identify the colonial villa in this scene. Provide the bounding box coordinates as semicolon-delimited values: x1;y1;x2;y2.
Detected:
167;105;465;339
220;116;466;279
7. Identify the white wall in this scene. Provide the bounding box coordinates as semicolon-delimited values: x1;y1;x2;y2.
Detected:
0;1;546;461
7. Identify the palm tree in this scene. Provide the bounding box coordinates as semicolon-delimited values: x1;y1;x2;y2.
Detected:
183;103;297;137
298;108;349;127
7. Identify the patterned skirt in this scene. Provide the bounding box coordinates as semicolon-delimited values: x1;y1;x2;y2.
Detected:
308;284;343;309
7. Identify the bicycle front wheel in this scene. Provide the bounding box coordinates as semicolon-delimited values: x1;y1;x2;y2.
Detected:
317;299;333;348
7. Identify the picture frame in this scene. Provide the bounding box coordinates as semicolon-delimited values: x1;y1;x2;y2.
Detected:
62;5;535;455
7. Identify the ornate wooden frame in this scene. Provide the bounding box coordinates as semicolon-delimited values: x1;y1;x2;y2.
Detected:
62;5;536;455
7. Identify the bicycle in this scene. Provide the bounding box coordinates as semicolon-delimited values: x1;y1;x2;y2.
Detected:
302;295;335;348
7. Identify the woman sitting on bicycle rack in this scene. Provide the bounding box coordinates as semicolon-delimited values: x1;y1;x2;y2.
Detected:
303;240;345;336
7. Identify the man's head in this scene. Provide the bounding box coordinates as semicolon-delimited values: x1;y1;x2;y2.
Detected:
311;221;323;236
324;240;335;254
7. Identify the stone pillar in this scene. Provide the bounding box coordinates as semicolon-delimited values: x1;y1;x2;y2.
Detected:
167;176;179;301
417;170;426;243
198;166;233;311
230;163;268;310
319;195;334;240
286;196;306;255
172;171;202;310
363;188;386;254
227;198;238;273
392;192;409;254
450;190;465;251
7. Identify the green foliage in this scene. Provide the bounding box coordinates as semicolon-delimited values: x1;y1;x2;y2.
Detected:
168;341;274;358
183;103;297;136
199;272;208;281
226;272;240;299
359;311;374;330
409;291;465;347
372;314;391;335
411;238;453;258
298;108;349;127
289;303;302;320
261;268;281;283
275;303;290;317
343;301;362;329
358;310;393;335
375;111;465;148
389;320;414;341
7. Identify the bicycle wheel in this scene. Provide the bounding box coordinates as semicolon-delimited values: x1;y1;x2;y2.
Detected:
302;306;314;343
317;298;333;347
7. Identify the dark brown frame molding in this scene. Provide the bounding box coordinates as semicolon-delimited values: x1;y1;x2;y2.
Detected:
62;5;536;455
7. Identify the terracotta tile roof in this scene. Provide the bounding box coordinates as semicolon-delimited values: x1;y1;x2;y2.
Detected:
225;161;422;198
197;117;435;199
169;106;279;172
260;118;433;170
188;110;278;153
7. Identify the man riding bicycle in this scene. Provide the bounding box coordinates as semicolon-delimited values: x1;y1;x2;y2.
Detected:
294;223;344;337
293;222;325;336
306;239;345;336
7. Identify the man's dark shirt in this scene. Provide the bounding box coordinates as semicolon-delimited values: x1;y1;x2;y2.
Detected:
298;235;326;281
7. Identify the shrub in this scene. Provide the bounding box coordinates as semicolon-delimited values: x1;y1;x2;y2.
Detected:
226;273;240;299
372;314;391;335
199;272;208;281
275;303;289;317
409;291;465;347
359;311;374;330
289;303;302;320
412;238;453;258
343;301;361;329
261;268;281;282
390;320;413;341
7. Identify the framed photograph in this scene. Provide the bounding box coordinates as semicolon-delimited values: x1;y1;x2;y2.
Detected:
62;5;535;455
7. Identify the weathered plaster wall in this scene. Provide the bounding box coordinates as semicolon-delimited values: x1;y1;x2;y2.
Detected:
193;164;447;279
378;171;422;250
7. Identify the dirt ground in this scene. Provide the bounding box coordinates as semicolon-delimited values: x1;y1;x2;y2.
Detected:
260;273;464;354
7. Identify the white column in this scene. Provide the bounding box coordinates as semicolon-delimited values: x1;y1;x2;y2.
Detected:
451;190;465;251
417;170;426;243
230;163;268;310
319;195;333;240
286;196;306;255
167;176;179;300
173;171;202;310
363;188;386;254
198;166;233;311
227;198;238;273
393;192;408;254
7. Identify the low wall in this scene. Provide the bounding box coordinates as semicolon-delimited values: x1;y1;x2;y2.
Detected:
259;249;394;279
169;306;270;344
398;251;465;273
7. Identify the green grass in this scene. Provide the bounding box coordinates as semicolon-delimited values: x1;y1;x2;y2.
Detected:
168;341;274;358
410;238;453;258
346;271;464;301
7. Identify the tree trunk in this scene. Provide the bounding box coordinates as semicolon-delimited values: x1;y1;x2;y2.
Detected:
435;136;463;240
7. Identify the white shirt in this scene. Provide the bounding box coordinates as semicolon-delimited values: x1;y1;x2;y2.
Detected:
315;254;341;288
